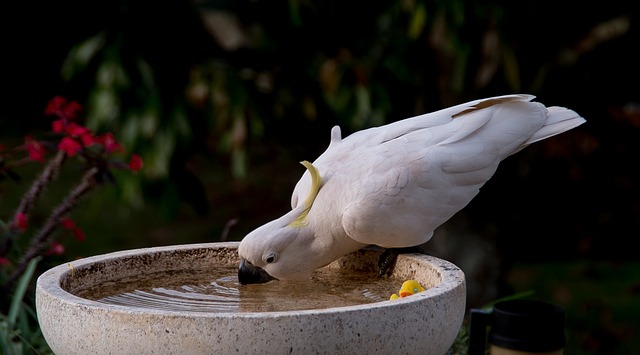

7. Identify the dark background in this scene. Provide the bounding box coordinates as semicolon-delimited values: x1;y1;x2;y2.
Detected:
1;1;638;353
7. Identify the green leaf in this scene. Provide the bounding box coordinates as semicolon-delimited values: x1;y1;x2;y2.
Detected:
121;175;144;209
7;257;41;330
352;85;372;129
288;0;303;27
408;3;427;39
61;32;107;81
140;105;159;139
136;57;156;89
171;106;192;141
231;148;247;179
88;88;120;129
144;131;174;178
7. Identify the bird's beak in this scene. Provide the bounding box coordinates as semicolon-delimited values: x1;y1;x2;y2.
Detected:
238;259;277;284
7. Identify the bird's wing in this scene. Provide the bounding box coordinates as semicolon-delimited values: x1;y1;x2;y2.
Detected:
291;95;582;249
290;95;535;210
338;97;548;248
339;141;496;248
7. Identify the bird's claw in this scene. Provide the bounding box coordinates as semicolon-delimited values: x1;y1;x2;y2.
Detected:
377;247;425;277
378;249;399;277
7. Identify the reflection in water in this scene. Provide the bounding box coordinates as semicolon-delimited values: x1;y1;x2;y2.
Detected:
76;266;401;313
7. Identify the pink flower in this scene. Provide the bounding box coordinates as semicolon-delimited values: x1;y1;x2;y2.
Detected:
81;134;96;146
25;136;46;162
73;228;86;241
44;96;82;120
61;101;82;120
60;218;76;230
15;212;28;232
52;119;66;133
0;257;9;266
46;242;65;256
95;132;122;153
128;154;143;172
63;123;98;148
60;218;86;241
65;123;89;137
58;137;82;157
44;96;67;116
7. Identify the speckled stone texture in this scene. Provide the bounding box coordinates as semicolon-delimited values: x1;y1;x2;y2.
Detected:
36;242;466;354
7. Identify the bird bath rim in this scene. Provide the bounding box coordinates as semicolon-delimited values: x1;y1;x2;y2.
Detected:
36;241;466;354
37;241;464;317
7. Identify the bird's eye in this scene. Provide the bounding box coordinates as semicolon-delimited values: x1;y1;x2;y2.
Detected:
264;253;277;263
414;288;418;293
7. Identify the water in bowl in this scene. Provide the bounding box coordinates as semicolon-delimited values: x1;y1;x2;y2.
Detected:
76;266;405;313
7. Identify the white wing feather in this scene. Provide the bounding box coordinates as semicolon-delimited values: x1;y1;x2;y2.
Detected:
291;94;584;248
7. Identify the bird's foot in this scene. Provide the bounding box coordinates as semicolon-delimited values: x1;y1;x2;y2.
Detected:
377;246;424;277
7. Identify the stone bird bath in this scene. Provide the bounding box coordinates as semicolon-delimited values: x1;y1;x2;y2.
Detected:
36;242;465;354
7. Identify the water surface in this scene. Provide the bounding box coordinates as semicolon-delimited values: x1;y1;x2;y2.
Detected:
77;266;403;313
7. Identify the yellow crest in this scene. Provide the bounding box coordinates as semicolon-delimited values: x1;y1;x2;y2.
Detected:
288;161;322;227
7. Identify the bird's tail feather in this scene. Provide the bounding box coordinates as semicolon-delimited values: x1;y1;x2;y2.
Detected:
524;106;586;145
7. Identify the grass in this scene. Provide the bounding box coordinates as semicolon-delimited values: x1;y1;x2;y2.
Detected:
1;257;53;355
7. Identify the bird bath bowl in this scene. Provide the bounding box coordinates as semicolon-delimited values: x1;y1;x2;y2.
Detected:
36;242;466;354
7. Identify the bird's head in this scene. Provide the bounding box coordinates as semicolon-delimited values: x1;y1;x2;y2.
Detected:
238;161;325;284
237;221;321;283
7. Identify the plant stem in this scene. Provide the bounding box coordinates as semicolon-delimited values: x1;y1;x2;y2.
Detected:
0;150;67;257
4;167;99;290
16;150;67;217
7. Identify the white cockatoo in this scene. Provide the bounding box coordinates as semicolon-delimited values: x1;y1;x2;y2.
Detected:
238;94;585;284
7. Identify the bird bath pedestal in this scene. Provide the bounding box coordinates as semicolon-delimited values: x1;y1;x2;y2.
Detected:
36;242;466;354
